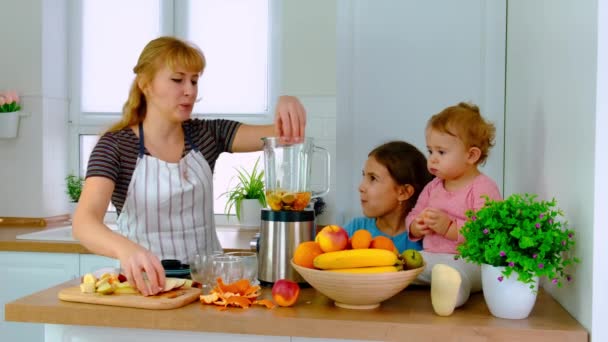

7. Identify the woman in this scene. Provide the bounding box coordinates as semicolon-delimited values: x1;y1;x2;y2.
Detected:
72;36;306;296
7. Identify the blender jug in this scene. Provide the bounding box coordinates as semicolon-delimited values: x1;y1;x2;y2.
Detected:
262;137;330;211
257;137;330;286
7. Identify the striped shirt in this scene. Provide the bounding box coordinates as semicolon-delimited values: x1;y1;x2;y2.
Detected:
86;118;241;215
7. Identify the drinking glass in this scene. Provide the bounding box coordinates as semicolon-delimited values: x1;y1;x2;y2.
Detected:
226;251;258;285
189;252;223;292
211;254;244;284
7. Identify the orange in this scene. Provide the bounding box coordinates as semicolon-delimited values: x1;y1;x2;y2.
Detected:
351;229;373;249
370;236;397;253
293;241;324;269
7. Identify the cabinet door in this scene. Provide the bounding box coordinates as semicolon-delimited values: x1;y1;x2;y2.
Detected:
0;252;79;342
79;254;120;275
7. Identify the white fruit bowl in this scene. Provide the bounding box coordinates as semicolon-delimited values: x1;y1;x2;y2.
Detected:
291;260;425;309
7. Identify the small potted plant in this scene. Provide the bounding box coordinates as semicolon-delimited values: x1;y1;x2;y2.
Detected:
0;90;22;139
222;158;266;225
457;193;579;319
66;174;84;216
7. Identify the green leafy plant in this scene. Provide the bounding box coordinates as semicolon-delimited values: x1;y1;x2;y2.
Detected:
221;158;266;221
457;193;579;289
65;174;84;203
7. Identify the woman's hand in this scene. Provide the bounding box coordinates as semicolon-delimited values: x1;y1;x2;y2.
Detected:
274;95;306;140
118;246;166;296
231;95;307;152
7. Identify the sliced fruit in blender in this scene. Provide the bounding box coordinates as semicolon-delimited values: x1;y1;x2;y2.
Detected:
281;192;296;204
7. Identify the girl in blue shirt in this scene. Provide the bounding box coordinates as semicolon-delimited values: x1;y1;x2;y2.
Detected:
344;141;433;253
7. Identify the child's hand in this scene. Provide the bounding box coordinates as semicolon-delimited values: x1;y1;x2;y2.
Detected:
422;208;452;236
410;214;431;238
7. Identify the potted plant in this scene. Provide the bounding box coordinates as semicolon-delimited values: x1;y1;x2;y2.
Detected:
457;193;579;319
0;90;22;139
66;174;84;216
222;158;266;225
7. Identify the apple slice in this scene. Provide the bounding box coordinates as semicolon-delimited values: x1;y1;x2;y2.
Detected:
82;273;96;285
96;282;115;295
114;286;138;294
163;278;187;292
80;282;96;294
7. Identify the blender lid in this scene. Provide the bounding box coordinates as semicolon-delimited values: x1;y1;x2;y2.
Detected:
262;209;315;222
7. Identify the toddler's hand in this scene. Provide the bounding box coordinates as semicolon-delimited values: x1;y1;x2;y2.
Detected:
410;214;431;238
422;208;452;235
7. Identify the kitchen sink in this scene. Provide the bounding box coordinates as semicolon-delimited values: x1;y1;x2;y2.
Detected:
16;223;257;250
16;224;118;242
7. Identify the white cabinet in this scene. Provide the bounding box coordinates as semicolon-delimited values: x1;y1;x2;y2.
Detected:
1;252;119;342
0;252;79;342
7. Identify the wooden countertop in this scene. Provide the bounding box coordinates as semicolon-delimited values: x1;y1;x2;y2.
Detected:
5;279;588;341
0;226;92;254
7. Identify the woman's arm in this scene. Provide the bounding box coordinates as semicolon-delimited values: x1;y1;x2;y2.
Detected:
231;95;307;152
72;177;165;296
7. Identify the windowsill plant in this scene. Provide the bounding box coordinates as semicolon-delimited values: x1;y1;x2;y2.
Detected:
66;174;84;203
457;193;579;289
222;158;266;221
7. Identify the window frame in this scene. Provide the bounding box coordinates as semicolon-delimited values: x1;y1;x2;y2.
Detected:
67;0;282;224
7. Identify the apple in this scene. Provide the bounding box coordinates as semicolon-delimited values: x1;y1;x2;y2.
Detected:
272;279;300;307
80;282;96;294
315;225;348;252
96;282;115;295
402;249;424;270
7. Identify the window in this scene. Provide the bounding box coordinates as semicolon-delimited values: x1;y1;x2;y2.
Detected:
70;0;277;217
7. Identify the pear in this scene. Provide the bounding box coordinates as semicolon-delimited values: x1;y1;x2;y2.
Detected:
402;249;424;270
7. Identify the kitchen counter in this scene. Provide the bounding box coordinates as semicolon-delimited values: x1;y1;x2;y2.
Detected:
0;226;91;254
0;225;256;253
5;279;587;341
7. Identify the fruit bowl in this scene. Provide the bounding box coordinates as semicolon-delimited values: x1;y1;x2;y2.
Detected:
291;260;425;309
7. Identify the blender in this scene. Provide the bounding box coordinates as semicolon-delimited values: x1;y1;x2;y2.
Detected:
257;137;330;286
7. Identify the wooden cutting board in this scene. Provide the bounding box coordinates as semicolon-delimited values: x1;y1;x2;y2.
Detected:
58;286;201;310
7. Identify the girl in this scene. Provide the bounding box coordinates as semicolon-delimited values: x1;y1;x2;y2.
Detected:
407;102;501;316
345;141;433;253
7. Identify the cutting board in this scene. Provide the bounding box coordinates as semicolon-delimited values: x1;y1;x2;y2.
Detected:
58;286;201;310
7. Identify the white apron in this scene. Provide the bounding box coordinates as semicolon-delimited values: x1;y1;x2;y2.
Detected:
116;123;222;263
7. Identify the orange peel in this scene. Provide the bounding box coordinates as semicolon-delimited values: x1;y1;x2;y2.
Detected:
199;277;275;310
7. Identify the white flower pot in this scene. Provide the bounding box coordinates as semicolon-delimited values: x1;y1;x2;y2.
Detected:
238;199;262;226
0;111;20;139
481;264;539;319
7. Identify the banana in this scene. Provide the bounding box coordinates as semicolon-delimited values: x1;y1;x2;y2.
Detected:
327;265;400;274
313;249;398;270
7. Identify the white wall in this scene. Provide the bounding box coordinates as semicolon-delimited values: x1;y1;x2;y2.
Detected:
281;0;337;225
0;0;70;217
336;0;506;223
281;0;336;96
505;0;601;336
592;2;608;340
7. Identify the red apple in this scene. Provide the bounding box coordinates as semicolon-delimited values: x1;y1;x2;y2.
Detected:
272;279;300;307
315;225;348;252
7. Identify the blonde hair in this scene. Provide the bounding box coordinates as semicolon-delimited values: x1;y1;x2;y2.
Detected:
427;102;496;165
107;36;206;132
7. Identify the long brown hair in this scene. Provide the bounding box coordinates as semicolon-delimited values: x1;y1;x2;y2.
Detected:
369;141;433;215
107;36;206;132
